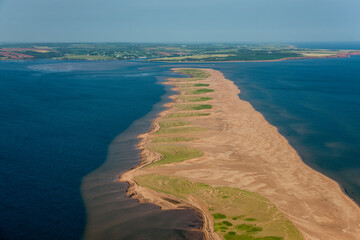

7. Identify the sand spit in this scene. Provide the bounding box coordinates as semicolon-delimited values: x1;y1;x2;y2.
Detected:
120;68;360;240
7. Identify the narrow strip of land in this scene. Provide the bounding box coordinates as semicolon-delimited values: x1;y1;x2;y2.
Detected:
120;68;360;240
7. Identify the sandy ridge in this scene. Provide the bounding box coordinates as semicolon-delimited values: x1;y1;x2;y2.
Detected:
120;68;360;240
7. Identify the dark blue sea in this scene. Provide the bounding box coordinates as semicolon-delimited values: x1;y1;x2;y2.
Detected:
1;53;360;239
0;61;203;240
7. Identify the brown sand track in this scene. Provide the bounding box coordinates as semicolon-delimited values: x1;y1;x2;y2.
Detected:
120;68;360;240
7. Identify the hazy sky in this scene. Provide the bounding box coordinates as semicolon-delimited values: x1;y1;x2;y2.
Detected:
0;0;359;43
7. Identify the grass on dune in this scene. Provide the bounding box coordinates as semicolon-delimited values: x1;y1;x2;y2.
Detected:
178;96;213;102
135;174;209;198
156;120;205;134
135;175;304;240
175;69;210;79
172;82;209;90
187;97;213;102
147;145;204;166
172;83;194;88
191;88;215;94
170;77;205;82
176;104;213;111
167;112;211;118
159;121;190;128
156;126;206;135
194;83;210;87
151;136;197;143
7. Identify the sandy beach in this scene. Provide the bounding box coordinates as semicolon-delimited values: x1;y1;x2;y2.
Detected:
120;68;360;240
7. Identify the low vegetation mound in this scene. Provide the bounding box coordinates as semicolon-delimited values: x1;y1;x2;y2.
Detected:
176;104;213;111
167;112;211;118
176;69;211;79
147;146;204;166
135;175;303;240
151;136;197;143
191;88;215;94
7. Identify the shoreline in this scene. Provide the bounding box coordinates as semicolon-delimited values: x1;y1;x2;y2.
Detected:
82;73;205;239
120;68;360;239
3;50;360;62
149;51;360;63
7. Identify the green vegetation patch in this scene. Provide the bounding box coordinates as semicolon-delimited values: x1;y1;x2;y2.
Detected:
188;97;213;102
159;121;190;128
194;83;210;87
176;104;213;111
151;136;197;143
135;175;303;240
175;69;210;79
223;221;233;226
156;126;206;135
191;88;215;94
224;233;283;240
147;145;204;166
167;112;210;118
135;174;209;199
213;213;227;219
171;77;205;82
156;121;205;134
4;42;350;62
178;96;213;102
236;224;262;233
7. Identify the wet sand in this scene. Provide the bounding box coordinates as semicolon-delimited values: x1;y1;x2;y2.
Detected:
121;68;360;240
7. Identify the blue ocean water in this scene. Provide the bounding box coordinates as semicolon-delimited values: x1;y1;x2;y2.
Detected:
1;52;360;239
0;60;178;239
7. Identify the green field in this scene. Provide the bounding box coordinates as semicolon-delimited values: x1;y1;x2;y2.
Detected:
156;126;206;135
159;121;190;128
175;69;211;79
194;83;210;87
147;145;204;166
167;112;211;118
178;96;213;102
156;121;199;134
151;136;197;143
135;175;303;240
191;88;215;94
176;104;213;110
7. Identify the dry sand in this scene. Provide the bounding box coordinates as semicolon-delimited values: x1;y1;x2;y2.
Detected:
121;68;360;240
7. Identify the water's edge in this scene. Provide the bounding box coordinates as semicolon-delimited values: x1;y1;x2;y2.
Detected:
81;74;203;239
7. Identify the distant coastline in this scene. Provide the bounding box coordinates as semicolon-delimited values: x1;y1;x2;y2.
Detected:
149;50;360;63
120;68;360;240
1;43;359;62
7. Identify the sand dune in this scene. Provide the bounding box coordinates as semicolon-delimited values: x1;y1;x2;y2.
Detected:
121;68;360;240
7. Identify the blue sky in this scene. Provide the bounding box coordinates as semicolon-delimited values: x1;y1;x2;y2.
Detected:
0;0;359;42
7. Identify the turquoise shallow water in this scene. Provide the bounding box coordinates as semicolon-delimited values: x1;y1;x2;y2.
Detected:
1;54;359;239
